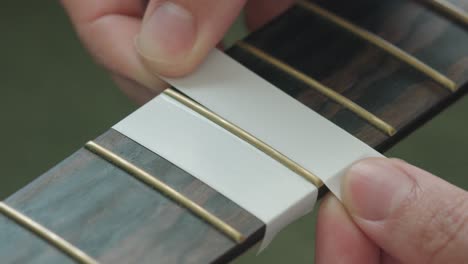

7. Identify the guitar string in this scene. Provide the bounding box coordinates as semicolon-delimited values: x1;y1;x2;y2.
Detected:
0;202;99;264
163;88;325;187
297;0;457;92
236;41;397;137
2;1;464;259
84;141;246;244
424;0;468;27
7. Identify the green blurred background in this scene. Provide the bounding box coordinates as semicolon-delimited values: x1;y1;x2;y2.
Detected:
1;2;467;263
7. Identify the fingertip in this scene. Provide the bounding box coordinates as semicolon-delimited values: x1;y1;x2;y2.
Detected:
341;158;468;264
138;0;245;77
316;194;379;264
135;35;201;77
136;1;199;77
341;157;415;221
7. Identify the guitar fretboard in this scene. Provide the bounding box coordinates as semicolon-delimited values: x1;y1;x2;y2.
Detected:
1;0;468;263
228;0;468;149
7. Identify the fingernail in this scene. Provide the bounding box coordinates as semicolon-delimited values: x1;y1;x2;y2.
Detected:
138;2;195;64
342;158;414;221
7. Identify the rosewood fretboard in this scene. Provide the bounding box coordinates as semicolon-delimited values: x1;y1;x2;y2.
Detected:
1;0;468;263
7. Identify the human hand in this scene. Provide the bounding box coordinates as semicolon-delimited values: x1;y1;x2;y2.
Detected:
60;0;294;104
315;158;468;264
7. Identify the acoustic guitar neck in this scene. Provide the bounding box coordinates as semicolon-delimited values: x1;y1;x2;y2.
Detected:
1;0;467;263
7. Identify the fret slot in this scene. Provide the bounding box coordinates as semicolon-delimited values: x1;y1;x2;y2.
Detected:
163;88;324;187
422;0;468;27
297;0;457;92
236;41;397;136
0;202;98;264
84;141;246;244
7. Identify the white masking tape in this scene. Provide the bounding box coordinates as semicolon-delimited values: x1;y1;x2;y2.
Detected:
114;50;383;249
114;94;317;249
163;49;383;199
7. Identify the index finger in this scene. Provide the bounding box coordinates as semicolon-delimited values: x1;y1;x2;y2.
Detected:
60;0;164;90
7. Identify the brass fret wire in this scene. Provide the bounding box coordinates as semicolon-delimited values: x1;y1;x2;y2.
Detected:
297;0;457;92
0;202;98;264
236;42;397;136
425;0;468;27
84;141;245;244
163;88;325;187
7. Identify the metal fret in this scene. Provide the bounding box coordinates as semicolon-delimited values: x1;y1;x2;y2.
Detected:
236;41;397;136
84;141;246;244
0;202;98;264
423;0;468;27
163;88;325;187
297;0;457;92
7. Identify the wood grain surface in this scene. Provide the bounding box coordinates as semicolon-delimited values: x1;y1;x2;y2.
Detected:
1;131;263;263
228;0;468;149
1;0;468;263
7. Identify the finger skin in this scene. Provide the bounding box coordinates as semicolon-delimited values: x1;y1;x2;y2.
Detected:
138;0;246;77
61;0;166;95
381;252;403;264
111;74;159;105
61;0;248;99
344;158;468;264
60;0;143;24
315;194;380;264
61;0;296;100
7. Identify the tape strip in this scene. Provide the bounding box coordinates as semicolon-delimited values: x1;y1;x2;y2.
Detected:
114;94;318;249
162;50;384;200
114;50;383;249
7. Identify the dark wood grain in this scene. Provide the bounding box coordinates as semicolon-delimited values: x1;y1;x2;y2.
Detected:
417;0;468;29
1;0;468;263
1;130;264;263
228;0;468;149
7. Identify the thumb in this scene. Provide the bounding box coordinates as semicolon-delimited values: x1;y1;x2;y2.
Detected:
136;0;246;77
342;158;468;264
